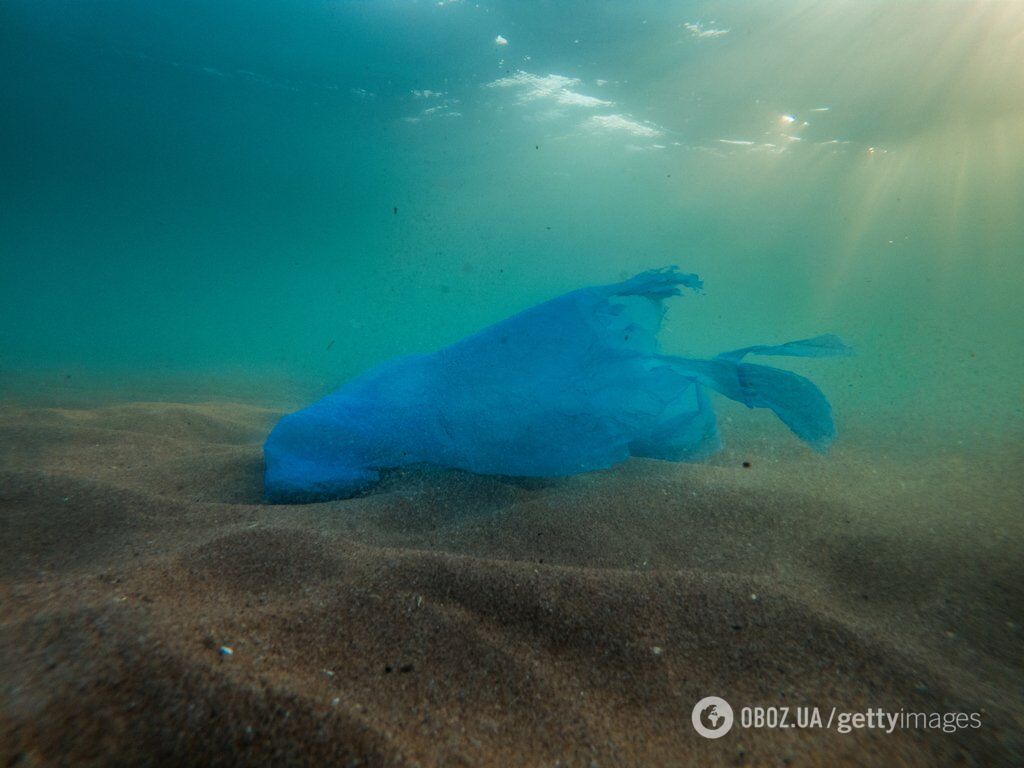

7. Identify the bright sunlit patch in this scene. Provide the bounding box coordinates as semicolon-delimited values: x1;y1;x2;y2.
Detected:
588;114;662;138
683;21;729;39
421;106;460;117
403;90;462;123
557;91;611;108
486;71;668;145
487;71;611;108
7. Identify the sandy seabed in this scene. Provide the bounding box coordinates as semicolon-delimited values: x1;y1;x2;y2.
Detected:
0;401;1021;766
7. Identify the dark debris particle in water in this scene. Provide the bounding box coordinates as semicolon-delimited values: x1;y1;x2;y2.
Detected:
392;206;397;215
742;461;752;468
326;340;335;351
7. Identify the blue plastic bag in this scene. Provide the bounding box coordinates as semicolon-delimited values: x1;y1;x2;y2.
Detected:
264;268;852;502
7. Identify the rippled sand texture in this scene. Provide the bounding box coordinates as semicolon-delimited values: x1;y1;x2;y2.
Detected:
1;402;1021;766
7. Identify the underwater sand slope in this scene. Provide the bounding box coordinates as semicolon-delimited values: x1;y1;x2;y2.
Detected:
0;402;1021;766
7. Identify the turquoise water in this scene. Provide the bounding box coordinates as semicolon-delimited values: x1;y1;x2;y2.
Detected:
2;4;1023;763
2;0;1022;450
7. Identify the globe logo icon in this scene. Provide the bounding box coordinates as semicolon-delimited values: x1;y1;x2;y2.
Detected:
691;696;734;739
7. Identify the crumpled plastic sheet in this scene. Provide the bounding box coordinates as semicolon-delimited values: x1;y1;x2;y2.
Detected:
264;267;853;502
